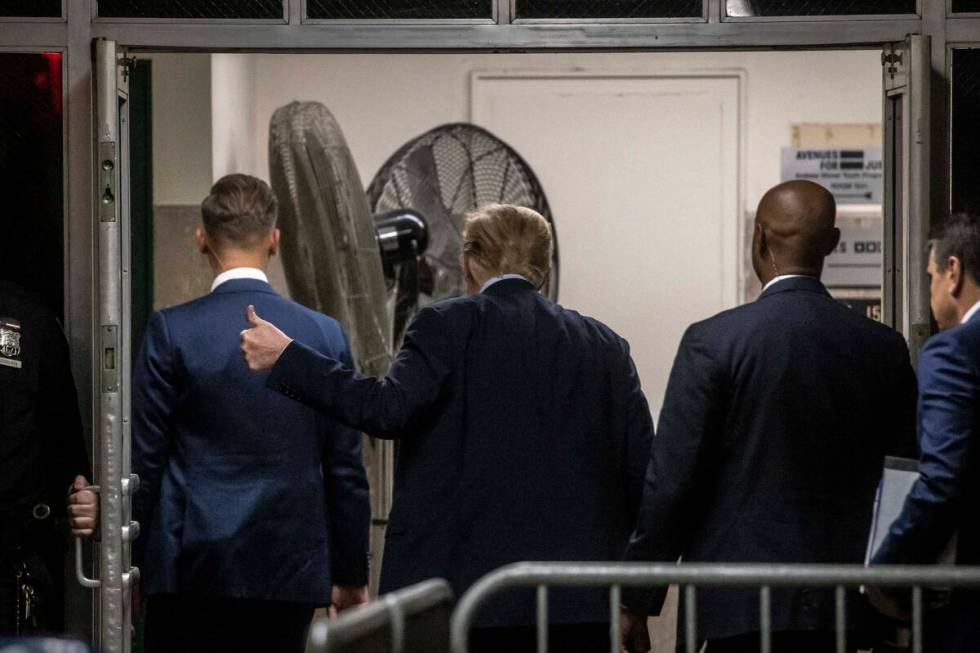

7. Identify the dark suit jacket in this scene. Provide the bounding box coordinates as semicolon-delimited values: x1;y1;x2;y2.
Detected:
268;278;654;625
623;277;917;641
872;312;980;649
133;278;369;603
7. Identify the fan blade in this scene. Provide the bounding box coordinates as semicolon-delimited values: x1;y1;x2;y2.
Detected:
268;101;392;376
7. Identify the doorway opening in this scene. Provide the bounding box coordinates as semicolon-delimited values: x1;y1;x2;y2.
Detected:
136;49;885;419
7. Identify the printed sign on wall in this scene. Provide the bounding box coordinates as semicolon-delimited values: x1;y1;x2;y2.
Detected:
781;148;882;205
824;223;882;288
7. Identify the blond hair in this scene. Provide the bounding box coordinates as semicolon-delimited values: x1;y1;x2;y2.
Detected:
462;204;553;288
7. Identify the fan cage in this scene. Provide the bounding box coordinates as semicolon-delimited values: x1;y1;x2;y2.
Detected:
366;123;560;343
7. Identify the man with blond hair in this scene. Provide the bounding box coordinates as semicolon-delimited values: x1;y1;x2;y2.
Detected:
242;203;655;653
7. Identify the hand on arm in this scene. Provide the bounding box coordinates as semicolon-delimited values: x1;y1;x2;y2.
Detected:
263;307;452;438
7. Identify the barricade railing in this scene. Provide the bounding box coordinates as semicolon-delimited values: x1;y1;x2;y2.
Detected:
450;562;980;653
307;579;454;653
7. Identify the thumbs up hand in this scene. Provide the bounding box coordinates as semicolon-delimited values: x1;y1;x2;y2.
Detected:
241;305;293;371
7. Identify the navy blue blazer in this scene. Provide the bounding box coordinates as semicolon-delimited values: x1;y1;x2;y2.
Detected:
623;277;917;641
132;278;369;603
267;278;655;626
872;312;980;649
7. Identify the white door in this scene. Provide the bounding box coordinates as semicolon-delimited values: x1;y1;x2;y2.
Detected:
472;72;741;413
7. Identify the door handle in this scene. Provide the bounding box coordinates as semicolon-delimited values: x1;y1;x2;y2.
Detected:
74;483;102;589
73;474;142;590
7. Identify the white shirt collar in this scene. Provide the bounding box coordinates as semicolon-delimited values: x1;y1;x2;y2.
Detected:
762;274;812;293
962;299;980;325
480;274;530;294
211;267;269;292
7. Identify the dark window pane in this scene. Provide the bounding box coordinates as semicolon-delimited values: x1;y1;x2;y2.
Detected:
0;53;64;316
952;0;980;12
97;0;283;19
727;0;916;16
0;0;61;17
952;49;980;214
307;0;491;19
516;0;702;19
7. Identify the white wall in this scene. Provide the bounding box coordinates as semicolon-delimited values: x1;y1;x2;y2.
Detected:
149;53;212;205
150;50;882;214
245;51;882;214
212;54;258;181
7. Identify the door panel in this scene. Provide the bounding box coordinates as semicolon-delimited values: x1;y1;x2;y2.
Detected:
89;38;137;653
473;72;740;416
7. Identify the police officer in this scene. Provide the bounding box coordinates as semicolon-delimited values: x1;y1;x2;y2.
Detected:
0;280;93;636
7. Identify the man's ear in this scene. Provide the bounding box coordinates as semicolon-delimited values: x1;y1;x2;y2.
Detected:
195;227;208;254
826;227;842;256
269;228;281;257
948;256;965;298
757;224;768;257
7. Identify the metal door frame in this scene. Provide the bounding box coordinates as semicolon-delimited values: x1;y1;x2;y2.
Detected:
882;35;933;349
0;0;969;649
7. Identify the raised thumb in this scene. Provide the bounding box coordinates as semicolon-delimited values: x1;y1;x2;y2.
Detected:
246;305;262;327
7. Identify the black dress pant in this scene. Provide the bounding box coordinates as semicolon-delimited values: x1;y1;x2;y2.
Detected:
706;630;858;653
144;594;315;653
470;623;609;653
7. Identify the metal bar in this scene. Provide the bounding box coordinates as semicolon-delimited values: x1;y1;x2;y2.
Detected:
75;539;101;589
74;19;924;51
835;585;846;653
759;586;771;653
906;34;933;355
684;585;697;653
457;562;980;590
63;2;96;647
946;18;980;41
912;586;923;653
95;38;126;653
0;22;65;45
384;594;406;653
310;579;452;651
451;564;980;653
537;585;548;653
609;585;621;653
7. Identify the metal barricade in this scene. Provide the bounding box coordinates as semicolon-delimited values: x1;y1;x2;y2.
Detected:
307;579;454;653
450;562;980;653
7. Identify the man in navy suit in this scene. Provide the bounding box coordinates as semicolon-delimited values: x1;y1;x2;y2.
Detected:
132;174;370;653
870;212;980;650
242;204;655;653
622;181;917;652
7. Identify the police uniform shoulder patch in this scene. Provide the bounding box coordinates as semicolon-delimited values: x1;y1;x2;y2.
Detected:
0;317;22;369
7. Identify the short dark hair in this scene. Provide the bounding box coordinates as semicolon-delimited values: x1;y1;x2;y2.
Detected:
201;174;278;247
931;212;980;284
